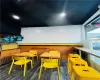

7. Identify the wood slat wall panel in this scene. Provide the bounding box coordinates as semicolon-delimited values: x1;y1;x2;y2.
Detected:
0;49;20;65
19;45;82;60
0;49;20;59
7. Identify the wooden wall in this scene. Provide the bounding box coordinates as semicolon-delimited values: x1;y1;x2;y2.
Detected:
0;43;19;65
0;49;20;59
19;44;82;60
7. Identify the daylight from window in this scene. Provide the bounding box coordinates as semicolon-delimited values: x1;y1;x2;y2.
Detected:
88;28;100;64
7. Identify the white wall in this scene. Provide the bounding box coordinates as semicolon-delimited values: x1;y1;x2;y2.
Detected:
19;25;82;43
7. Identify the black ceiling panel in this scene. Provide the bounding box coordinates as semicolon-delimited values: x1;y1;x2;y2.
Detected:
1;0;100;27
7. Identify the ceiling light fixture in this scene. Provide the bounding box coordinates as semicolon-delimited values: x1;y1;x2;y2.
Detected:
12;14;20;20
18;0;20;2
60;12;66;17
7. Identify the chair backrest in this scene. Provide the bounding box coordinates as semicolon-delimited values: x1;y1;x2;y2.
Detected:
12;56;26;61
49;51;59;54
29;50;37;54
41;58;58;64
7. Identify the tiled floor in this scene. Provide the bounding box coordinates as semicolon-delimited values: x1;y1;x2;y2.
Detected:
0;60;69;80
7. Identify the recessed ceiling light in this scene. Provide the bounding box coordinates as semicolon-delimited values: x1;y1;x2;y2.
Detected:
18;0;20;2
12;14;20;20
60;12;66;17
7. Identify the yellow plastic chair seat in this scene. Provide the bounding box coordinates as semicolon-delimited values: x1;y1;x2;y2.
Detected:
71;66;100;80
8;57;33;77
14;59;31;65
42;63;58;68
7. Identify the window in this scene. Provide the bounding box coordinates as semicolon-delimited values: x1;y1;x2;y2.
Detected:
85;18;100;64
87;28;100;51
86;28;100;64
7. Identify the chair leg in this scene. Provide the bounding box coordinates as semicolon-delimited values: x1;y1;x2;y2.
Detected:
44;67;46;70
38;66;42;80
23;64;27;77
8;61;14;74
21;65;22;68
57;66;60;80
37;56;38;60
32;57;34;64
68;61;69;74
58;59;60;65
71;71;74;80
31;60;33;68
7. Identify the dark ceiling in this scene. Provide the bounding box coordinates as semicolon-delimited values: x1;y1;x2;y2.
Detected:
1;0;100;27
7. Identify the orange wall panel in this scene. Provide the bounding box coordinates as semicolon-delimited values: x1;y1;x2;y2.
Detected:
19;45;82;60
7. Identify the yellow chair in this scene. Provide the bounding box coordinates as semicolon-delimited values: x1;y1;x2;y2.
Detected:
38;58;60;80
8;56;33;77
29;50;38;60
68;54;81;73
49;50;60;65
49;51;59;54
71;66;100;80
69;58;88;74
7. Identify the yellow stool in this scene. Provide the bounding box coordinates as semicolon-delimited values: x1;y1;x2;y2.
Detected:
68;54;81;61
69;58;88;74
68;54;81;73
71;66;100;80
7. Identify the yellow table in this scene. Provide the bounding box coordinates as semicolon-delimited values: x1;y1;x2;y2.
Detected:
71;66;100;80
12;52;37;57
40;52;60;59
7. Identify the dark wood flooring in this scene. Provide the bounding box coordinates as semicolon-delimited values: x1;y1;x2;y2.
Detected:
0;59;69;80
